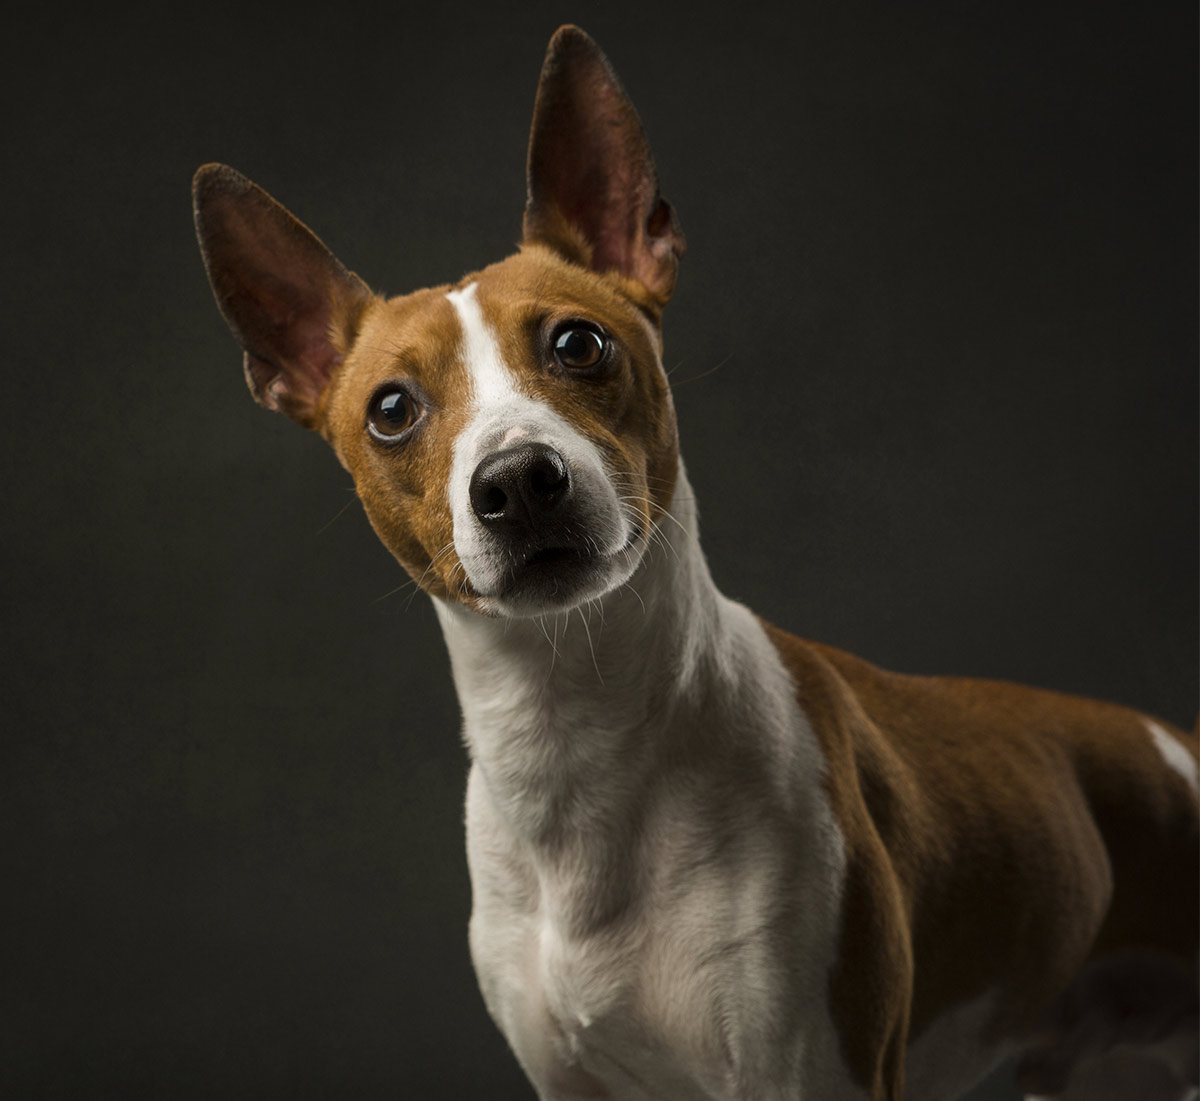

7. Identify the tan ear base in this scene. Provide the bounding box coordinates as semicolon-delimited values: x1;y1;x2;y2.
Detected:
521;205;595;269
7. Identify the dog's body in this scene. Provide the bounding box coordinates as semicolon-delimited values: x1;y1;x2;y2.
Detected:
193;25;1198;1101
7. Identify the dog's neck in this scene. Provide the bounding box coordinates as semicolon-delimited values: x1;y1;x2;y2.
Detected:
434;462;732;847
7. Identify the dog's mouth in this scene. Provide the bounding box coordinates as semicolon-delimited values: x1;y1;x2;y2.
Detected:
506;547;593;597
505;534;622;587
523;545;588;569
478;525;644;616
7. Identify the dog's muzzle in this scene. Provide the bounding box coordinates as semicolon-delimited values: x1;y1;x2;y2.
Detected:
458;438;641;615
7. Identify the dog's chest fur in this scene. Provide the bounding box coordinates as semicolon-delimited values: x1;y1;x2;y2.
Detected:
435;484;859;1100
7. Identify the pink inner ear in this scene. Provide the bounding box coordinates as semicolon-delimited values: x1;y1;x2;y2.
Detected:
525;30;683;303
200;181;360;420
645;198;672;238
575;159;649;276
221;263;341;413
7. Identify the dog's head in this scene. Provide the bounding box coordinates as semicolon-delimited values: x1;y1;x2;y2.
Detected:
194;26;685;617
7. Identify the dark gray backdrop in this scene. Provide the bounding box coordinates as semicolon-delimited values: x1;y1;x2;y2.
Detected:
4;2;1195;1098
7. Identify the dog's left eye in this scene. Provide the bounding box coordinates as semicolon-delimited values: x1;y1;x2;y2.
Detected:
553;325;607;371
367;387;419;441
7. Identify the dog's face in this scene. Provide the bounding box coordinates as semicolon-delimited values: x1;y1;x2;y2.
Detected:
194;26;685;617
320;246;680;617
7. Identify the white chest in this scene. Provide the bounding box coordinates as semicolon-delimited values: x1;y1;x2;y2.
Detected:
496;913;729;1100
463;762;858;1101
436;521;859;1099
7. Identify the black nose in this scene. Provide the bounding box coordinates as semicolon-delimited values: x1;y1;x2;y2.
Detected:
469;442;571;531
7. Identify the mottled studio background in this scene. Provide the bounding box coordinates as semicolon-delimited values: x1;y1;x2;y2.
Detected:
3;1;1195;1098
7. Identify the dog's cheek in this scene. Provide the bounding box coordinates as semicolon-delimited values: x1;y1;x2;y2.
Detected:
631;357;679;518
352;481;423;577
644;403;679;517
317;405;420;570
587;433;649;536
607;370;678;521
352;445;465;600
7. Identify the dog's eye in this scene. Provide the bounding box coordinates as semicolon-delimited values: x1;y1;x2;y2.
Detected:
367;388;419;441
553;324;607;371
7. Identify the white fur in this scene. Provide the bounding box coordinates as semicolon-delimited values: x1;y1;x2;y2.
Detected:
435;463;857;1100
446;282;516;407
1145;720;1199;794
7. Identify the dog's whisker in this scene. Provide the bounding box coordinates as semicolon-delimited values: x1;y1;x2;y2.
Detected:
536;614;561;666
315;495;360;535
578;606;605;687
648;505;692;543
375;577;419;604
667;353;733;389
400;542;458;611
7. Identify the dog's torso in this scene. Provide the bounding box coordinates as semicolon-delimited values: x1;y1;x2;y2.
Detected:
440;473;1198;1101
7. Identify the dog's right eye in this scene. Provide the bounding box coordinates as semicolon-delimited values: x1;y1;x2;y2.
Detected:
551;322;609;373
367;388;419;442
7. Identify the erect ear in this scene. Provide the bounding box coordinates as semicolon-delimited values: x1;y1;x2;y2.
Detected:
192;164;372;429
523;25;686;309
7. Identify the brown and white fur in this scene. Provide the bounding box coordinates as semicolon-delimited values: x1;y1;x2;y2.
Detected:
192;25;1198;1101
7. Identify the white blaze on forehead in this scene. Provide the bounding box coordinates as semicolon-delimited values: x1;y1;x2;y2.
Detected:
1145;719;1199;794
446;282;519;406
441;280;635;611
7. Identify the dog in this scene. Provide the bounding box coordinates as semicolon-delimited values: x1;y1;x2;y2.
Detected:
193;24;1198;1101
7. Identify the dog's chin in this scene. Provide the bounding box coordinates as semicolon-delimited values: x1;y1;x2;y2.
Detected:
469;534;645;619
